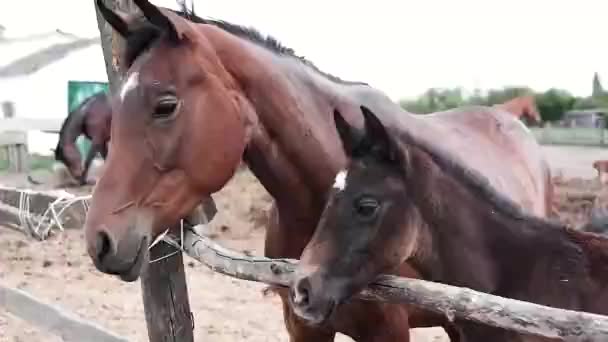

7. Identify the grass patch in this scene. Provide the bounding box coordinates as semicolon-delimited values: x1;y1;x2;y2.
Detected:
0;153;56;172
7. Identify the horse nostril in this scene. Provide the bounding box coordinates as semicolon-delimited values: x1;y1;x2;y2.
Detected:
96;231;112;262
292;278;311;307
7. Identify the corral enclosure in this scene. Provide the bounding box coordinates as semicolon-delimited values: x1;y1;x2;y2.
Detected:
1;144;607;342
1;0;608;340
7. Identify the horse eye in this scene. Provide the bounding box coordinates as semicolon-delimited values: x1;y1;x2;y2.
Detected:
152;96;179;119
354;197;379;218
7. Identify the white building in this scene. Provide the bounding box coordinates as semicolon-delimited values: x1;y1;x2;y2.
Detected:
0;29;107;155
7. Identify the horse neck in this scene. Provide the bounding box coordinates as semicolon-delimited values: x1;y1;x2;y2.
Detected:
209;31;366;217
408;145;590;297
58;98;89;147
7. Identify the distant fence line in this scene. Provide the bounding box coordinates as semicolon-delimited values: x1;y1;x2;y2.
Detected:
530;127;608;147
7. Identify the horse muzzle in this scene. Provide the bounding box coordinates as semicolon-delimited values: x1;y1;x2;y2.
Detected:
86;223;150;282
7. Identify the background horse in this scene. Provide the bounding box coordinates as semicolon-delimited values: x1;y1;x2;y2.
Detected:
593;159;608;184
493;95;542;125
292;106;608;341
54;91;111;184
85;1;552;340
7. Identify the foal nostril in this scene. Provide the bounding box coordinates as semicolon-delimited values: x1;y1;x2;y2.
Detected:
292;278;311;307
96;231;112;262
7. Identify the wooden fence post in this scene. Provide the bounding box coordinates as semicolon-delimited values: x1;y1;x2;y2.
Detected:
141;242;194;342
1;102;29;173
94;1;196;341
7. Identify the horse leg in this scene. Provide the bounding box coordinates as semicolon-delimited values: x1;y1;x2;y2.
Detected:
264;205;336;341
82;140;104;185
100;140;109;160
274;288;336;342
328;301;410;342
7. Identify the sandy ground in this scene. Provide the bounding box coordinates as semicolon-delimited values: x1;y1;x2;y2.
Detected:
0;145;606;342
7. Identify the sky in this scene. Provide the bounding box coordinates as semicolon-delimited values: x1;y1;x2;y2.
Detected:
1;0;607;101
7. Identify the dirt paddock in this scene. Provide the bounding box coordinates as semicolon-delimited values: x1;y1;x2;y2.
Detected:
1;145;606;342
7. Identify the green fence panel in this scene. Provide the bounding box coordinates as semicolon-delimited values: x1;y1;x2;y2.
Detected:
67;80;109;161
530;127;607;147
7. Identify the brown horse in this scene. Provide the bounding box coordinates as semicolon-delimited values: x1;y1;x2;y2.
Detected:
54;91;112;184
85;1;552;340
593;160;608;185
292;105;608;341
493;95;542;125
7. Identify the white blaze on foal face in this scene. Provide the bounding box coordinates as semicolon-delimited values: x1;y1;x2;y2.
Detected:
120;72;139;101
333;169;348;191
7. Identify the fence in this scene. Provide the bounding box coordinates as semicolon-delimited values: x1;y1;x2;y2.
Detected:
2;186;608;341
0;186;123;342
0;117;63;173
530;126;608;147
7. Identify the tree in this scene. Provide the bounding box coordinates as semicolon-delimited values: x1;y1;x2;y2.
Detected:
400;87;467;114
593;72;604;98
484;87;533;106
535;89;576;122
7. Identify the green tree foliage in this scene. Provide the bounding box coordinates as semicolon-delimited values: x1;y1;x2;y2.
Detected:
593;72;604;98
400;86;596;123
400;87;467;114
534;88;577;122
484;86;533;106
572;96;598;110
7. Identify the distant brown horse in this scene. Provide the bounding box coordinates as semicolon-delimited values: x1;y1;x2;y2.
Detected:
593;160;608;185
85;1;552;341
54;91;111;184
292;106;608;341
493;95;542;125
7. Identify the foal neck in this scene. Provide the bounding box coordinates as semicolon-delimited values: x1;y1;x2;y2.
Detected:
408;144;588;296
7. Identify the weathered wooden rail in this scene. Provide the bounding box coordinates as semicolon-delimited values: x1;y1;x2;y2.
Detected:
3;185;608;341
164;228;608;341
0;284;127;342
0;114;64;173
0;185;88;239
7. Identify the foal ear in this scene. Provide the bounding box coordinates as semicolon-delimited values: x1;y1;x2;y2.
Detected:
333;109;360;157
96;0;131;38
360;106;400;162
133;0;190;42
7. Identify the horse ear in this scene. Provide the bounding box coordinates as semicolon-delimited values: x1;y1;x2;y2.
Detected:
133;0;189;42
96;0;131;38
333;109;360;157
360;106;400;162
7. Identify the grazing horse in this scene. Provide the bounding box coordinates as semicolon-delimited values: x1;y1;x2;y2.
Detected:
291;106;608;341
593;160;608;185
493;95;542;125
85;1;552;341
54;91;111;184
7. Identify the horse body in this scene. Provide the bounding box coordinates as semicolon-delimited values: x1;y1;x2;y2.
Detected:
493;95;542;125
86;2;552;341
54;91;111;183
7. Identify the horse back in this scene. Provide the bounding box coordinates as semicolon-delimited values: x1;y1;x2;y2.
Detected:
418;106;551;217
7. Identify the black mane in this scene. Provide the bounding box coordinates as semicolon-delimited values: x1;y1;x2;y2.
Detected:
54;92;104;163
391;124;558;229
123;5;367;86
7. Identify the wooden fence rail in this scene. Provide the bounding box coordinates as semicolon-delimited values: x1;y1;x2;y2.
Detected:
0;284;127;342
3;187;608;340
164;227;608;341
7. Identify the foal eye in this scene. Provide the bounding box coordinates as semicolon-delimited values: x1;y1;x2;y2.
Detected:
354;197;380;218
152;95;179;119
